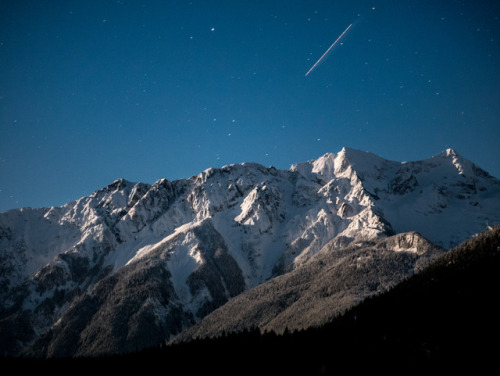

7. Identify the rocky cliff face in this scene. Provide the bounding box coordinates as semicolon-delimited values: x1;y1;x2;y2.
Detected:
1;148;499;357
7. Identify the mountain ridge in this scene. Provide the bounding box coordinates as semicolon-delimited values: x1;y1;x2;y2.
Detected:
1;147;499;357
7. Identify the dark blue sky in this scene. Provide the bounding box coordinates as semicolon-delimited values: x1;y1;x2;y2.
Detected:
1;0;499;212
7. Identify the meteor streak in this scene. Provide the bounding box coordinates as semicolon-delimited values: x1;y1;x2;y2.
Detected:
305;23;352;77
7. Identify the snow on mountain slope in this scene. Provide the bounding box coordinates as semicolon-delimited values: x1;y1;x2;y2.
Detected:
1;147;499;357
355;148;500;248
173;231;445;342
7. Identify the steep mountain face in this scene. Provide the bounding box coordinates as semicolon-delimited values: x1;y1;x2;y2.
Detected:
173;231;445;341
1;148;499;357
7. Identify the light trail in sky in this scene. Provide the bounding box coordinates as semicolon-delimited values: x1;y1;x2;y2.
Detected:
305;23;352;77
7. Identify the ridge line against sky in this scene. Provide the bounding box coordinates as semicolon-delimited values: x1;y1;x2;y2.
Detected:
1;0;499;212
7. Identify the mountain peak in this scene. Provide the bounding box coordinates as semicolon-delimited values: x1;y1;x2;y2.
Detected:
100;178;135;193
305;148;386;181
428;148;484;178
333;147;391;181
445;148;459;157
433;147;462;160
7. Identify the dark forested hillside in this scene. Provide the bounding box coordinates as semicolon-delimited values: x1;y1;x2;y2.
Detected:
4;227;499;374
162;226;500;373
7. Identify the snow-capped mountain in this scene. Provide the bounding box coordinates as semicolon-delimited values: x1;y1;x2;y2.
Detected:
1;148;499;357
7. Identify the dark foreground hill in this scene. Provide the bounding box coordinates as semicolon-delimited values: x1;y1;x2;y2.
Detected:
3;226;499;374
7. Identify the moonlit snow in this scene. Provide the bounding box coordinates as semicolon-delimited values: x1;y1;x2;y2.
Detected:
1;147;499;356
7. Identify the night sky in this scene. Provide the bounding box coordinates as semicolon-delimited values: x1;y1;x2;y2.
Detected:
1;0;499;212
